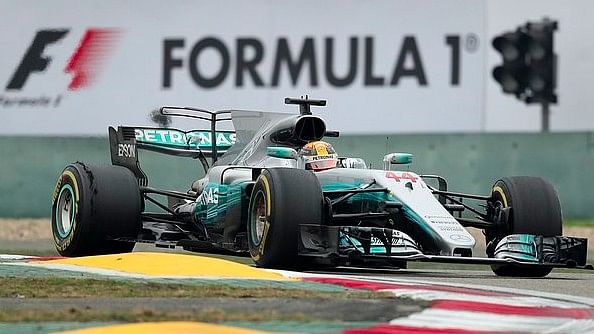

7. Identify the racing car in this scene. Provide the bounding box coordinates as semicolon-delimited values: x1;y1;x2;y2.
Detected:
51;97;591;277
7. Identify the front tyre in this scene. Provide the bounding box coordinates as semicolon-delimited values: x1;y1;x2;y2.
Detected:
247;168;323;268
486;176;562;277
51;162;141;256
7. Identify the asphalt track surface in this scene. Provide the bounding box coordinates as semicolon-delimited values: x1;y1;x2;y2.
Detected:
139;244;594;300
8;240;593;301
2;251;594;333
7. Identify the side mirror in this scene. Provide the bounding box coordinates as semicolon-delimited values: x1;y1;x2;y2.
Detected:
383;153;413;170
267;146;298;159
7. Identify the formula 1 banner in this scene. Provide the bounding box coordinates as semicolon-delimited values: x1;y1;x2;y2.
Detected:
0;0;485;135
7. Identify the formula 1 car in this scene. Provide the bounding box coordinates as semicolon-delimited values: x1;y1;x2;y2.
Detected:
51;97;591;277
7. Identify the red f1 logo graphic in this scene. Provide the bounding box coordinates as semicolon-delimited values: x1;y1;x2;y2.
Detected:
6;28;121;91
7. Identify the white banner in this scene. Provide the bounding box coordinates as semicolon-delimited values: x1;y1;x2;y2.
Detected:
0;0;485;135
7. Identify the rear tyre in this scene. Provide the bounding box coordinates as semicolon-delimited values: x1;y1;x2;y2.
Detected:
247;168;323;268
51;162;141;256
486;176;562;277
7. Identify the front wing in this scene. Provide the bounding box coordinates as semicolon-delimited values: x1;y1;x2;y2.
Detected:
298;224;592;270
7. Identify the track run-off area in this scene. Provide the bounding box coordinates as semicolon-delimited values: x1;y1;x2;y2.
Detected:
1;252;593;333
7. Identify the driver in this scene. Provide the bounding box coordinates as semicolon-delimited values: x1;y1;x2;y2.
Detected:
299;141;338;171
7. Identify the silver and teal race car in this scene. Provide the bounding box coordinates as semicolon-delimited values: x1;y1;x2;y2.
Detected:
51;97;591;277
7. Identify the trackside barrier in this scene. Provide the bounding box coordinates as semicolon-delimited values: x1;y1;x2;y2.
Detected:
0;132;593;218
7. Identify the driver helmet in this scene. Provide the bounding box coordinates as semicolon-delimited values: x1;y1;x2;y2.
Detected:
299;141;338;171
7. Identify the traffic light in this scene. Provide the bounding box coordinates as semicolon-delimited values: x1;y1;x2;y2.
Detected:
525;21;557;104
492;19;557;104
492;31;529;96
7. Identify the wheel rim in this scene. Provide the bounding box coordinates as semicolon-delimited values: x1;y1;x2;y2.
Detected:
55;185;76;238
486;187;511;257
490;187;512;235
250;190;267;245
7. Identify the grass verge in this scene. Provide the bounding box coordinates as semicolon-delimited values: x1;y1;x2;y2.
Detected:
0;277;392;299
0;308;318;323
565;219;594;226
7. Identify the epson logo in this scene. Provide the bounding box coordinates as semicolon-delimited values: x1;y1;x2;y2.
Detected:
117;143;136;158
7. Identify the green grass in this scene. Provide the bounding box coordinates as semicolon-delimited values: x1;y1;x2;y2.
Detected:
0;277;402;323
0;277;392;299
0;308;318;323
564;219;594;226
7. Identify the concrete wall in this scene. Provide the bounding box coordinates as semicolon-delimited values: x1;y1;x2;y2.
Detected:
0;137;200;217
1;132;593;218
328;132;594;219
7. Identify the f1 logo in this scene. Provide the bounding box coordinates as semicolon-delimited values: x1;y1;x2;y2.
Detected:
6;30;68;90
6;28;120;91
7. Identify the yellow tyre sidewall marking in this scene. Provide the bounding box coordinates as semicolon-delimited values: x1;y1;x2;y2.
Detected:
261;175;271;216
258;222;270;258
257;175;272;257
54;169;81;251
63;170;80;202
492;185;508;207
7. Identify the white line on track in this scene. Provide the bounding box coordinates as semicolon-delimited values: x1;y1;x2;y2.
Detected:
389;309;594;333
0;255;36;260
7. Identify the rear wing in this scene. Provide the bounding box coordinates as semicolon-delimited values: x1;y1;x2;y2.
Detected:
109;107;235;185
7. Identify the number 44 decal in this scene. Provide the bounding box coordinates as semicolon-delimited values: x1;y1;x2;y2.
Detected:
385;171;418;183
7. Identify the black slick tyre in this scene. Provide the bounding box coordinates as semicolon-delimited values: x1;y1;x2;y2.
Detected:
247;168;323;268
487;176;562;277
51;162;141;256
